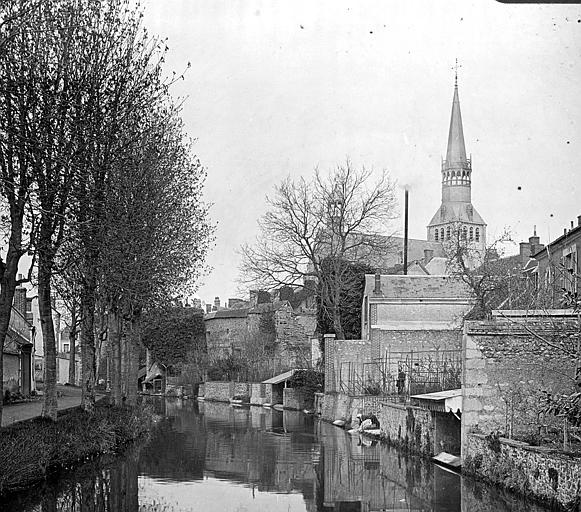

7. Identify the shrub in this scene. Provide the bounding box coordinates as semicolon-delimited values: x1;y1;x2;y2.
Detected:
0;402;153;497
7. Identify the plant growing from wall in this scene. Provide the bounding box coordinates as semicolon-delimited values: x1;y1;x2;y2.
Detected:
287;369;323;407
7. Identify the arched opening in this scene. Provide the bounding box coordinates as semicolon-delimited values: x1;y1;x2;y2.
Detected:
446;226;451;240
475;228;480;242
462;226;467;239
469;227;474;241
435;228;439;241
440;228;444;241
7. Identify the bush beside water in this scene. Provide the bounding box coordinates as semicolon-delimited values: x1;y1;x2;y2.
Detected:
0;402;153;497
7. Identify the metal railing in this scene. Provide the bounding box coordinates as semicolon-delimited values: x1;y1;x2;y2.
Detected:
339;349;462;400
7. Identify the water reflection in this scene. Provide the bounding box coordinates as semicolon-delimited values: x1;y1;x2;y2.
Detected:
1;398;552;511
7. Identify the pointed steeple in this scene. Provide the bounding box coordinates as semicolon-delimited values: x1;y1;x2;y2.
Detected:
445;82;467;167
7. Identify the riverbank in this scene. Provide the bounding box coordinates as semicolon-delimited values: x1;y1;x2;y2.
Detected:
0;401;154;497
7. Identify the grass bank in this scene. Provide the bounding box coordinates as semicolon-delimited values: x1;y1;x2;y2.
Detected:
0;401;153;497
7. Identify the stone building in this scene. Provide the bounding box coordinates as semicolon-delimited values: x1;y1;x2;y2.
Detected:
204;308;250;358
204;294;317;371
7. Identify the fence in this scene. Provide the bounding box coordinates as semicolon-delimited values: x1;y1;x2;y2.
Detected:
339;348;462;400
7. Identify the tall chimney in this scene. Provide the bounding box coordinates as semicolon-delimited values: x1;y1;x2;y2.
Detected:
373;273;381;295
403;189;409;275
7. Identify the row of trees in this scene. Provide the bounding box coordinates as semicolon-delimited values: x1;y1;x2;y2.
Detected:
0;0;212;422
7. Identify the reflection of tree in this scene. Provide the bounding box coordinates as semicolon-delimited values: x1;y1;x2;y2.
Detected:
10;447;141;512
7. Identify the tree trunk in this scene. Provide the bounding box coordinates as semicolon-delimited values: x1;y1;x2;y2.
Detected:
109;309;122;406
80;279;96;413
38;249;57;421
68;304;77;385
125;316;140;406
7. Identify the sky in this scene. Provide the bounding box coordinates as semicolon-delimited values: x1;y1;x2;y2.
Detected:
141;0;581;306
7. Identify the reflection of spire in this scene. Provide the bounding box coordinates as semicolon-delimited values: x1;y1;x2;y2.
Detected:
445;75;467;167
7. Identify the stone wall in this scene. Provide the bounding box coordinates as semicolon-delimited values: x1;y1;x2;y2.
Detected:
373;329;462;353
464;433;581;511
57;355;81;385
324;337;376;393
283;387;308;411
203;381;253;402
250;382;273;405
377;402;435;456
204;316;248;357
321;392;355;423
462;314;578;455
3;353;20;392
273;305;316;369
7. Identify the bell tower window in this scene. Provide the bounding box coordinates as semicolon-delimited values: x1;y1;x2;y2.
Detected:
469;227;473;241
435;229;439;241
446;226;451;240
475;228;480;242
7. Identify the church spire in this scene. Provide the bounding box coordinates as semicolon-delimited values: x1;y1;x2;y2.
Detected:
445;80;467;167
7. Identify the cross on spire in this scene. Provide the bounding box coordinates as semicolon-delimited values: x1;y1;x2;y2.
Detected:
453;58;462;87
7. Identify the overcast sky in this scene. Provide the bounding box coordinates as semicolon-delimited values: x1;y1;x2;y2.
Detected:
142;0;581;306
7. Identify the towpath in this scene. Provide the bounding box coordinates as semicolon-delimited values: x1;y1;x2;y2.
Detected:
1;385;99;427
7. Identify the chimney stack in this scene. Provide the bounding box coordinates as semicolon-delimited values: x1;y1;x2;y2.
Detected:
373;273;381;295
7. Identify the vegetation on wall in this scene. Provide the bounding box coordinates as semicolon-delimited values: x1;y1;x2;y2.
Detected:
316;257;374;339
142;307;206;371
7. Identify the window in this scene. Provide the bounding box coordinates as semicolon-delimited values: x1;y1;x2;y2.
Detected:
469;227;474;241
446;226;451;240
63;344;69;353
475;228;480;242
462;226;467;239
440;228;444;241
435;229;439;241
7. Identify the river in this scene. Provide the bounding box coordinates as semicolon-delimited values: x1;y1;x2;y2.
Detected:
2;398;555;511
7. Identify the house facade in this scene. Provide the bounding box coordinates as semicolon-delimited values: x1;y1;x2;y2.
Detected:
3;285;34;396
533;216;580;304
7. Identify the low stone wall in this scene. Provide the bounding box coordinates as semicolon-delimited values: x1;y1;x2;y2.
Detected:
377;401;434;456
202;381;253;402
464;433;581;511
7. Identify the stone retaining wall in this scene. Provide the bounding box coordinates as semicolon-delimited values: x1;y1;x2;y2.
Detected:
464;433;581;511
377;401;434;456
202;381;253;402
250;383;273;405
283;388;308;410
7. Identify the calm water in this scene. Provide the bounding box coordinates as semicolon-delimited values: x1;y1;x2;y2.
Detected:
2;398;554;511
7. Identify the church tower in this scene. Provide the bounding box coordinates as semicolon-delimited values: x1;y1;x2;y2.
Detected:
427;75;486;257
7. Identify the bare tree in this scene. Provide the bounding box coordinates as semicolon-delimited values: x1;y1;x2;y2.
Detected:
241;160;397;339
0;0;41;423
